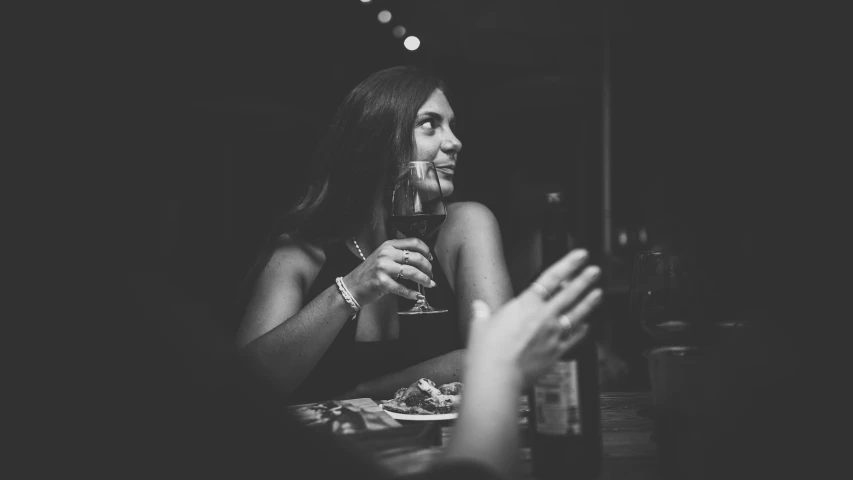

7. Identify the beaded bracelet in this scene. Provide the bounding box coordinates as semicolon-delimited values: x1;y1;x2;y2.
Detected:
335;276;361;315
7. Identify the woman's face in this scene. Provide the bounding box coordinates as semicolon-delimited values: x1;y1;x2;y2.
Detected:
412;89;462;197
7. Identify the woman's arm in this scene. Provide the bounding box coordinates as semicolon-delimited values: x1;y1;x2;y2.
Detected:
236;242;359;397
237;237;436;398
438;201;515;344
341;349;465;400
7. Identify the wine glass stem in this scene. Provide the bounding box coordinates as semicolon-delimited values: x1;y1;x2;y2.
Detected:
415;283;426;306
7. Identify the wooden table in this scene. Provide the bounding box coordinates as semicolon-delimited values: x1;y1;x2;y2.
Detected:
353;392;658;479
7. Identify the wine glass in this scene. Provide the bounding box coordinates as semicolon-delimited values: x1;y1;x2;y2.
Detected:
390;161;448;315
629;251;710;344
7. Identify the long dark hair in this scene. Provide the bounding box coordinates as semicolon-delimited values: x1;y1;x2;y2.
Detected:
271;65;449;245
235;66;449;316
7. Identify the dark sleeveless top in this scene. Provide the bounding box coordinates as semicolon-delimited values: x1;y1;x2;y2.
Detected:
289;241;462;404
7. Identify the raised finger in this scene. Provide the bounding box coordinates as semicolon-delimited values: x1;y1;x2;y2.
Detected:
387;238;433;262
544;266;601;316
555;288;603;336
557;323;591;355
523;249;589;301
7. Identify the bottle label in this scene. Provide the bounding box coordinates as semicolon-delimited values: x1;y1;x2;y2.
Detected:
533;360;582;435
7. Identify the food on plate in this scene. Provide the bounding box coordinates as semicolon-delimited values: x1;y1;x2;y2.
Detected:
438;381;463;396
380;378;463;415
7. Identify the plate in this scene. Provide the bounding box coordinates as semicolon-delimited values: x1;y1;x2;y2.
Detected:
381;407;458;422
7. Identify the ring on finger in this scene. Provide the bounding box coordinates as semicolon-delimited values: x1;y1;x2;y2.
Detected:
529;281;552;299
559;314;574;333
396;267;405;281
402;250;410;265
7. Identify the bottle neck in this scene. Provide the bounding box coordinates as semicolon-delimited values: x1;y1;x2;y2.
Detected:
541;193;569;268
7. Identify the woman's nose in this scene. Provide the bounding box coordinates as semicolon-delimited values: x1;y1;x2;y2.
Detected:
442;131;462;153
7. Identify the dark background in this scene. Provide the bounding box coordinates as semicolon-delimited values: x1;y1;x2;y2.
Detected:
20;1;839;475
27;0;831;388
46;0;814;390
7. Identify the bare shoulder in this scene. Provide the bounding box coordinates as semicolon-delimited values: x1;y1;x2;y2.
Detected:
436;201;503;267
442;201;500;241
259;235;326;292
436;201;513;314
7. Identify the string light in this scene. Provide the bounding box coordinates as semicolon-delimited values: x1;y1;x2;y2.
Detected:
403;36;420;51
356;1;415;50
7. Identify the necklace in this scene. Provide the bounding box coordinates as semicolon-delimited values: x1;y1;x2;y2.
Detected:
351;237;366;261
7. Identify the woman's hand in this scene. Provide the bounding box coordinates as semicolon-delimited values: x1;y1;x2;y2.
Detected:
465;249;603;390
343;238;436;306
443;249;603;474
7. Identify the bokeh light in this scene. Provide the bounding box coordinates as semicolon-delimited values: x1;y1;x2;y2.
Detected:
360;0;371;4
403;36;420;51
392;25;406;38
377;10;392;24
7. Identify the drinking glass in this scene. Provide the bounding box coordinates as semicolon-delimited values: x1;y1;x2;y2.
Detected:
629;251;710;344
646;345;725;480
390;161;448;315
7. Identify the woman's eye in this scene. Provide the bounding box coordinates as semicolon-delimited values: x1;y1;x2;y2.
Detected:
420;119;436;129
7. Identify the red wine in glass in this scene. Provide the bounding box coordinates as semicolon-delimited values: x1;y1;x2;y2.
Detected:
391;161;448;315
390;213;447;241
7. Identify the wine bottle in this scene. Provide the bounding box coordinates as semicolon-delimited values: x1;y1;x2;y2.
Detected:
527;191;602;480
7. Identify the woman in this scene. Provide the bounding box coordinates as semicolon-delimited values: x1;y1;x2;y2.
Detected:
235;66;515;402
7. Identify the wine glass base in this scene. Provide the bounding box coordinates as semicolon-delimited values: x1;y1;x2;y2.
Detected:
398;308;448;315
399;293;447;315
